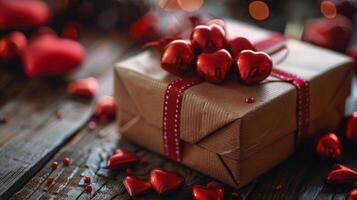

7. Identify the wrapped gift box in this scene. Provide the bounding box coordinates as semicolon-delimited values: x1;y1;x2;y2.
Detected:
114;19;354;188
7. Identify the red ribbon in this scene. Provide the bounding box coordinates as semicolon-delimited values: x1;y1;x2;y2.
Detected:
162;34;310;161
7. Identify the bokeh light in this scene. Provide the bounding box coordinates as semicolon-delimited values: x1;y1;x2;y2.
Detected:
177;0;204;12
320;1;337;19
249;1;270;21
158;0;179;12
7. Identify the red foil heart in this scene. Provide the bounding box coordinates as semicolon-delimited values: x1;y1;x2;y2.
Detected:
236;50;272;84
123;176;152;197
161;40;195;75
347;189;357;200
94;96;116;122
346;112;357;142
316;133;342;159
0;31;27;62
22;34;85;78
0;0;50;30
191;23;226;52
197;49;232;83
67;77;99;97
107;149;139;169
228;37;255;59
325;164;357;184
192;182;223;200
149;168;184;195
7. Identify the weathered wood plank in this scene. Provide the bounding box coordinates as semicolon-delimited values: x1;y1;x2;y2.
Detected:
0;31;133;199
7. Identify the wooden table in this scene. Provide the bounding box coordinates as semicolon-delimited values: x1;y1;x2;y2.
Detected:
1;29;356;200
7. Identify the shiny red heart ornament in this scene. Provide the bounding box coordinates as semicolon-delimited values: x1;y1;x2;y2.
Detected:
192;182;223;200
0;0;50;30
161;40;194;75
149;168;184;195
123;176;152;197
67;77;99;97
191;24;226;52
325;164;357;184
346;112;357;142
347;189;357;200
316;133;342;159
236;50;272;84
197;49;232;83
107;149;139;169
0;31;27;62
22;34;85;78
95;96;116;122
228;37;255;59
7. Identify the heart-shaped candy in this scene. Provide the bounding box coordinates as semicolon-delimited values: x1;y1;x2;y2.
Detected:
316;133;342;159
228;37;255;59
325;164;357;184
123;176;152;197
197;49;232;83
22;34;85;78
347;189;357;200
236;50;272;84
149;168;184;195
192;181;223;200
161;40;194;75
67;77;99;97
107;149;139;169
0;0;50;30
191;23;226;52
346;112;357;142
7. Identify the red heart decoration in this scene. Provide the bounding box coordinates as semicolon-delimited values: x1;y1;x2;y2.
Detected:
191;24;226;52
236;50;272;84
22;34;85;78
347;189;357;200
192;182;223;200
346;112;357;142
107;149;139;169
123;176;152;197
67;77;99;97
161;40;194;75
316;132;342;159
0;31;27;62
325;164;357;184
0;0;50;30
149;168;184;195
197;49;232;83
228;37;255;59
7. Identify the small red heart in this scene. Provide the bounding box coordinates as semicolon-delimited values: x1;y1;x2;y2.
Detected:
123;176;152;197
197;49;232;83
149;168;184;195
316;132;342;159
228;37;255;59
0;0;50;30
192;181;223;200
191;24;226;52
95;96;116;123
236;50;272;84
67;77;99;97
22;34;85;78
161;40;195;75
347;189;357;200
325;164;357;184
107;149;139;169
346;112;357;142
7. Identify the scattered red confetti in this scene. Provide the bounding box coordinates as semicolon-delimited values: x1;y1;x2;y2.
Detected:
51;161;58;171
232;191;239;199
47;177;54;185
274;183;282;191
316;132;342;159
85;185;92;193
0;116;8;124
126;168;133;174
63;157;71;166
94;96;116;122
245;97;255;104
84;176;91;184
88;120;97;131
67;77;99;97
55;110;64;119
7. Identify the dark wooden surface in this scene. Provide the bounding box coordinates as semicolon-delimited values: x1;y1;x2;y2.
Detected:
0;30;356;200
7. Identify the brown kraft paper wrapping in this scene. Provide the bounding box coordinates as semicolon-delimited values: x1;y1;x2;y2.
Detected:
114;19;354;188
